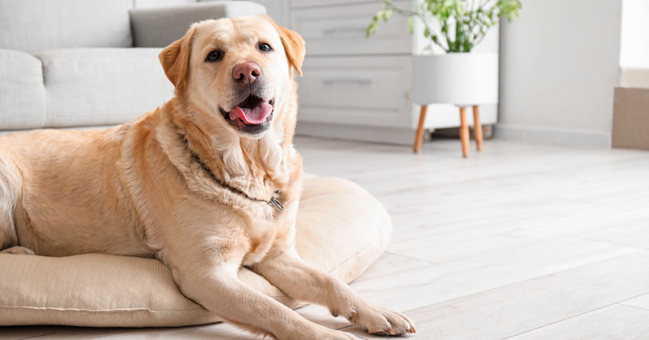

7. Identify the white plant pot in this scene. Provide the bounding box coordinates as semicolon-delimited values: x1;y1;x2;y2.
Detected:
412;53;499;107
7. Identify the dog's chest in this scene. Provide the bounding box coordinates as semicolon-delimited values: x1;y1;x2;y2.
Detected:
240;216;284;266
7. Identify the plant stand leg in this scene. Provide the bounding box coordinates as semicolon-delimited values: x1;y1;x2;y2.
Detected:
473;105;483;151
413;105;428;153
459;107;470;158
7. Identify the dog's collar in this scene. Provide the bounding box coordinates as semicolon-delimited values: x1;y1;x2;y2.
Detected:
186;141;284;211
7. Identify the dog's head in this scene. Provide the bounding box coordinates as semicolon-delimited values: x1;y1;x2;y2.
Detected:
159;15;305;139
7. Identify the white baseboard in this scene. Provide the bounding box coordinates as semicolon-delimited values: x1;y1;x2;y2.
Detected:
295;122;417;145
495;124;612;148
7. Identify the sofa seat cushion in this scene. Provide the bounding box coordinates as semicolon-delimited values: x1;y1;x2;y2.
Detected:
0;0;133;53
0;50;47;130
35;48;175;128
0;175;392;327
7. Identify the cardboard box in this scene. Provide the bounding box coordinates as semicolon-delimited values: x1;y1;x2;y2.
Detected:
612;87;649;150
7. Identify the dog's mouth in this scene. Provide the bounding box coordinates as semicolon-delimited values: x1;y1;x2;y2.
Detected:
219;96;274;135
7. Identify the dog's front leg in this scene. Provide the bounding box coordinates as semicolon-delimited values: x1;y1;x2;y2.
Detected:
251;249;416;336
167;255;360;340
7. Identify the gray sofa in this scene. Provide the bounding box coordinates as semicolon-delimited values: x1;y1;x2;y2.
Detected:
0;0;265;133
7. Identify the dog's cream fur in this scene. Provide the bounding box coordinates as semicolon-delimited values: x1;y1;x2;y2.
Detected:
0;16;415;339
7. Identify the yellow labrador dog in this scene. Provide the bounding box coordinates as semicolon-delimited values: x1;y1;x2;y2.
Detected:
0;15;415;339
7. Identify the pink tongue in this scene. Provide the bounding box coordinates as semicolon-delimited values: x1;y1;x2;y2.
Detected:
229;102;273;125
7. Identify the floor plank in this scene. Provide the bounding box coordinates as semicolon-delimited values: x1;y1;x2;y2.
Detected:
350;237;641;313
506;304;649;340
579;219;649;250
92;324;258;340
350;252;436;283
621;293;649;311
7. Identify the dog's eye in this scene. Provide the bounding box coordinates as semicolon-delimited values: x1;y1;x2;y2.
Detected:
206;51;222;62
258;43;273;52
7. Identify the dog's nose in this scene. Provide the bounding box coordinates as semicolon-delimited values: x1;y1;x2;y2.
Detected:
232;62;262;86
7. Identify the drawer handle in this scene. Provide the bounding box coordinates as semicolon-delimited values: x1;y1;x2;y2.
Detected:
322;27;367;35
322;78;372;86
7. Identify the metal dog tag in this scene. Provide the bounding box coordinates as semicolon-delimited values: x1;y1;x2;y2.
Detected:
269;196;284;211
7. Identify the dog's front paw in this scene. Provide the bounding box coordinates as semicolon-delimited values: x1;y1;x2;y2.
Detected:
336;304;416;336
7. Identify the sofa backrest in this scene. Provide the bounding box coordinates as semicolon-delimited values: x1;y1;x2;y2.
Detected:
0;0;135;53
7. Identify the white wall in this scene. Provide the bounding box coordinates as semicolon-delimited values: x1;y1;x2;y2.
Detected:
620;0;649;69
497;0;623;147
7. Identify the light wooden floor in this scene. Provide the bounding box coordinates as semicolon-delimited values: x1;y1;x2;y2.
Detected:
3;136;649;340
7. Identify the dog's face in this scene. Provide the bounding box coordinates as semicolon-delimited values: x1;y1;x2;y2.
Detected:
160;15;305;138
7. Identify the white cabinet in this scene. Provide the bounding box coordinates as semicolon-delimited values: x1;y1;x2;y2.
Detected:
298;56;413;128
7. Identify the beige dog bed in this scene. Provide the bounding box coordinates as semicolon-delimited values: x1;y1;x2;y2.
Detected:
0;175;391;327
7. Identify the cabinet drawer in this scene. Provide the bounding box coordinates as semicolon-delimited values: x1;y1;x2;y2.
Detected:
290;1;413;56
297;56;412;128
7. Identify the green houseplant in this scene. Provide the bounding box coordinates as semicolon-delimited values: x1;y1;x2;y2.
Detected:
367;0;522;53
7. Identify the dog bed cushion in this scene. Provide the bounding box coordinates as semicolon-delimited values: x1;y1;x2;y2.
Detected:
0;174;392;327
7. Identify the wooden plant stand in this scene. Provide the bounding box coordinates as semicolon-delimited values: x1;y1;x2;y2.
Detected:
413;105;484;158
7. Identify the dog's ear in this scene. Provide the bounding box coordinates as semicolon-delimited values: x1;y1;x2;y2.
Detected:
261;15;305;76
159;25;198;92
